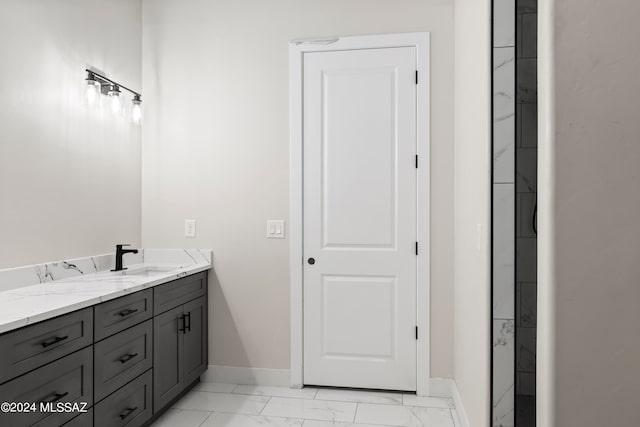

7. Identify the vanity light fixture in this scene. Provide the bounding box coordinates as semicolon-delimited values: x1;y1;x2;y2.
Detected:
85;69;142;124
85;73;100;106
131;94;142;124
107;84;122;114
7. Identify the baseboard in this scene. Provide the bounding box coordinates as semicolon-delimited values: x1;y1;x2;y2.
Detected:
452;380;471;427
201;365;290;387
427;378;453;398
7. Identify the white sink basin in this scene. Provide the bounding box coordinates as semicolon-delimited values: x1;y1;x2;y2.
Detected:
120;266;178;277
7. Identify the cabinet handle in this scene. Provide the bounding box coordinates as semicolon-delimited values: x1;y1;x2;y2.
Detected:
179;314;186;333
42;391;69;404
119;406;138;420
40;335;69;348
118;308;138;317
185;312;191;332
118;353;138;364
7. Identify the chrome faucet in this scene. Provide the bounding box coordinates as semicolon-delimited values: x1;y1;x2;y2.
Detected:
111;244;139;272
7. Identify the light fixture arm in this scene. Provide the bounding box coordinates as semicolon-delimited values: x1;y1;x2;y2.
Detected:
86;69;141;99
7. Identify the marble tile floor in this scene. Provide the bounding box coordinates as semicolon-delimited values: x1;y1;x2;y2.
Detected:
152;383;462;427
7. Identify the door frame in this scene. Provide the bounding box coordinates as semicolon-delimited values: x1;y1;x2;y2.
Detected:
289;32;431;395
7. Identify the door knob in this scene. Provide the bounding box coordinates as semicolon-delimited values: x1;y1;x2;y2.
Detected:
307;258;315;265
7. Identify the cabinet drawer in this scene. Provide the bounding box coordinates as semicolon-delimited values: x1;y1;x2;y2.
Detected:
0;346;93;427
64;408;93;427
95;370;152;427
0;308;93;384
94;320;153;402
154;272;207;315
95;289;152;341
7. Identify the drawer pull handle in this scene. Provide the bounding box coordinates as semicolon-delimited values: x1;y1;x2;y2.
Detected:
40;335;69;348
119;406;138;420
179;314;186;333
118;308;139;317
118;353;138;364
185;312;192;332
42;391;69;403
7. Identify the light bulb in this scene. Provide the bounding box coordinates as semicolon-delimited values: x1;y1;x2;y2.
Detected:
108;85;122;114
110;94;121;113
131;95;142;124
85;73;100;107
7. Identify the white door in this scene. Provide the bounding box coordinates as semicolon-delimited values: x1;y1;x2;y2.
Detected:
303;46;418;391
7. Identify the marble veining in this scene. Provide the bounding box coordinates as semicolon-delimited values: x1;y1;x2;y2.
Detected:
493;319;515;427
493;47;515;122
0;249;212;334
0;253;115;292
158;382;461;427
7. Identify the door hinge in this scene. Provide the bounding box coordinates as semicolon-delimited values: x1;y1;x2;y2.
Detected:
415;155;419;168
415;326;419;340
415;70;419;84
415;242;419;255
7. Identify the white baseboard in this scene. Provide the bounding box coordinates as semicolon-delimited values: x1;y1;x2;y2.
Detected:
452;380;471;427
201;365;290;387
426;378;453;398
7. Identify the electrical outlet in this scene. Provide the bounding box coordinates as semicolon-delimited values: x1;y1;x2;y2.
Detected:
185;219;196;238
266;220;285;239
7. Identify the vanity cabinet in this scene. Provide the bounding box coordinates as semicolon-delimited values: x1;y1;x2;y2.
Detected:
0;271;208;427
94;289;153;341
94;370;153;427
0;308;93;384
0;346;93;427
94;320;153;401
153;290;207;412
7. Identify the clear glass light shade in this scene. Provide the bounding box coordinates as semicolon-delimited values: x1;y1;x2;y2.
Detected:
86;80;100;106
131;100;142;124
108;88;122;115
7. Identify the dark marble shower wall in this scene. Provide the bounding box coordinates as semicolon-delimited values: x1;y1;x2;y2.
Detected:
492;0;537;426
515;0;537;425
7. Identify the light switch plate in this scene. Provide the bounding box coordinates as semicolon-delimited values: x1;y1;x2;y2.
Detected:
266;220;285;239
185;219;196;238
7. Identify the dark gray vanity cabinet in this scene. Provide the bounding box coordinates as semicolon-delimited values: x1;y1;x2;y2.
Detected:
0;346;93;427
182;296;208;386
153;275;207;413
0;308;93;384
0;270;208;427
94;370;152;427
94;320;153;402
94;289;153;342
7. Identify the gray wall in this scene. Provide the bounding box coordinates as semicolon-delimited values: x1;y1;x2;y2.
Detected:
539;0;640;425
142;0;456;375
0;0;142;268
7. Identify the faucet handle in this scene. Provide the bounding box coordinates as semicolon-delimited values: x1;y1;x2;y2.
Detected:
117;244;132;249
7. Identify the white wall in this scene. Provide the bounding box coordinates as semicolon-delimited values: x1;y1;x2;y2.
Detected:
453;0;492;425
0;0;142;268
538;1;640;426
141;0;455;375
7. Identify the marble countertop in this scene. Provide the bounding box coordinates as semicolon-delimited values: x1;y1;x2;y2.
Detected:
0;249;212;335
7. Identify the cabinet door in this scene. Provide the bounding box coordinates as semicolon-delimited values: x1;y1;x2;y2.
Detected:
153;306;183;413
182;296;208;386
